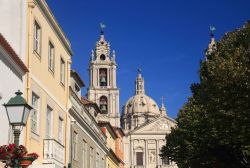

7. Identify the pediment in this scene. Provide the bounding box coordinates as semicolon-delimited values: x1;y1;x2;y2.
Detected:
131;116;176;134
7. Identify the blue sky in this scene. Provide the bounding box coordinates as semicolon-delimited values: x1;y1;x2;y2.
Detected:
47;0;250;118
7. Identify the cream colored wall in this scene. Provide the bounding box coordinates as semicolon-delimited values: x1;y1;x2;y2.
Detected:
106;156;119;168
105;128;119;168
28;4;70;106
23;0;71;166
25;81;68;163
106;129;115;152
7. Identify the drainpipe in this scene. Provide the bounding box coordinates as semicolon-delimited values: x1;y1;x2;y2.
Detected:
66;58;72;167
25;0;35;147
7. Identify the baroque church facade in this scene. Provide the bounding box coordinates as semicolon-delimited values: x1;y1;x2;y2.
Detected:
88;30;177;168
121;71;178;168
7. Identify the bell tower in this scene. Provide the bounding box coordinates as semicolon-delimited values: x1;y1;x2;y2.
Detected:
87;24;120;127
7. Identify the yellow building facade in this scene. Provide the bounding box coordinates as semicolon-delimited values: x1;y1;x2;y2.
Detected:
99;122;120;168
23;0;72;167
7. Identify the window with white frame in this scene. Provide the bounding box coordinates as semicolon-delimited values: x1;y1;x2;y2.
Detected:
82;140;87;168
31;93;39;134
136;152;143;166
96;152;99;168
73;131;77;160
101;157;105;168
89;147;93;168
58;117;63;144
46;106;53;138
48;41;54;72
34;21;41;54
60;58;65;85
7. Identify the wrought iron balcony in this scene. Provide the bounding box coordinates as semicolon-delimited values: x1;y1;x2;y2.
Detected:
43;139;65;166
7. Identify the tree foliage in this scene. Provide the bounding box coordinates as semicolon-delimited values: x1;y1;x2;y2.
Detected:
161;21;250;168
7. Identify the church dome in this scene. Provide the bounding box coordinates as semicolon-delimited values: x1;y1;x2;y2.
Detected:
124;94;160;116
122;69;167;131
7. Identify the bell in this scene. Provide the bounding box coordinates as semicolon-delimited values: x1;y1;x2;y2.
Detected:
100;76;106;83
100;105;107;111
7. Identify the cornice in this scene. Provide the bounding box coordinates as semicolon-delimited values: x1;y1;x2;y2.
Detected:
35;0;73;56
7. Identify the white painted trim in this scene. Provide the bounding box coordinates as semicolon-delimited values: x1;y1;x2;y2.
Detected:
30;73;67;112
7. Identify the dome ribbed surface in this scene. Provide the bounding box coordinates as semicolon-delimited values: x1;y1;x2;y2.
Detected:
123;94;160;115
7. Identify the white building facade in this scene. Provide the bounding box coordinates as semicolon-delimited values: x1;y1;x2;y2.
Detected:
0;0;27;146
69;70;108;168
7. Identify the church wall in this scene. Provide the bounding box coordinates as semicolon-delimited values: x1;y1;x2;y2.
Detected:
124;133;178;168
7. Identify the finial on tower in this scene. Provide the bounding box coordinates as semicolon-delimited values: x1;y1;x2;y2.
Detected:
161;96;165;106
135;67;145;95
91;49;95;61
138;67;142;74
112;50;116;61
205;25;217;57
160;96;167;116
100;22;106;35
209;25;216;38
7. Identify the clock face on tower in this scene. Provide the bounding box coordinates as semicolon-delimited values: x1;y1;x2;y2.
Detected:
100;54;106;61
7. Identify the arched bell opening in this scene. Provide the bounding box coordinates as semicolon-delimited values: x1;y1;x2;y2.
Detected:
99;68;107;86
99;96;108;113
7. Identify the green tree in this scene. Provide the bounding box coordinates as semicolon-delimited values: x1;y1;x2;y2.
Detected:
161;21;250;168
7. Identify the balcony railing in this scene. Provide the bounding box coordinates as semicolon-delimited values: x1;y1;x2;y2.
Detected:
43;139;65;165
134;166;145;168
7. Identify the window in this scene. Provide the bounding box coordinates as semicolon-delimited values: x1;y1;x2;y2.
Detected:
162;156;170;165
101;158;104;168
60;58;65;85
31;93;39;134
48;41;54;72
46;106;53;138
89;147;93;168
99;96;108;113
34;21;41;54
75;83;80;93
73;132;77;160
58;117;63;144
96;152;99;168
100;54;106;61
82;140;87;168
136;152;143;166
99;68;107;86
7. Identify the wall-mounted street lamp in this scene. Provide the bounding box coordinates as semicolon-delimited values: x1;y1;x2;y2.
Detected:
3;90;33;146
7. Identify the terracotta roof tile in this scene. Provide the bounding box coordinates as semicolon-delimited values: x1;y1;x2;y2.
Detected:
81;96;94;105
0;33;28;73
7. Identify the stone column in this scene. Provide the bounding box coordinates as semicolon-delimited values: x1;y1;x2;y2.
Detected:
97;68;99;86
131;116;134;130
156;140;159;167
145;139;148;167
131;138;134;167
107;68;110;87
